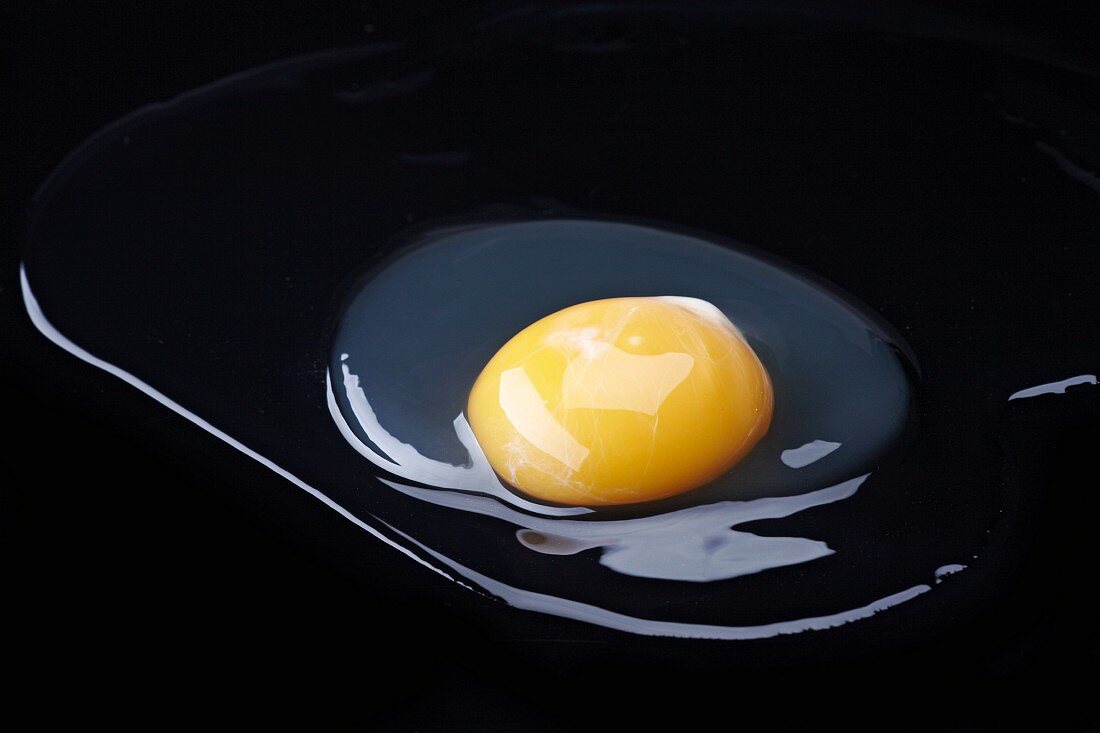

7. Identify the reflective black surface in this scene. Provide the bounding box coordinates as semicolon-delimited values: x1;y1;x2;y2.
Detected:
4;1;1099;728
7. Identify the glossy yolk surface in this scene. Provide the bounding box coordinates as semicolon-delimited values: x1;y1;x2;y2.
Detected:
467;296;773;506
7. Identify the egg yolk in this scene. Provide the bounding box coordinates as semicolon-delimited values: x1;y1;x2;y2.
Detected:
467;296;773;506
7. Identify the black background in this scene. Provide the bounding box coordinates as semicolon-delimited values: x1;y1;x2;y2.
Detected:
3;2;1099;728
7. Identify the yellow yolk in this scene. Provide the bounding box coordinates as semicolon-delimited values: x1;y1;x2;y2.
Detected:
467;296;773;506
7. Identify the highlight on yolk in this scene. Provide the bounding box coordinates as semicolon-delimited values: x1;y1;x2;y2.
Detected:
466;296;773;506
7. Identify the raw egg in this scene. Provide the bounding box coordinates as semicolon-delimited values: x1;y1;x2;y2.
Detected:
330;219;912;515
323;218;917;592
467;296;773;505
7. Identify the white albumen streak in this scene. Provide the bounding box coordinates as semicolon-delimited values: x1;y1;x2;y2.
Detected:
1008;374;1097;400
934;563;967;583
375;472;866;583
781;439;842;468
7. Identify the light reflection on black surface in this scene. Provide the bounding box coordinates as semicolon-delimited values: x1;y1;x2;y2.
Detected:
18;3;1100;649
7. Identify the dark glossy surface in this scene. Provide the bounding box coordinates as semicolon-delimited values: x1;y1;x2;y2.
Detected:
5;1;1100;726
20;2;1100;649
